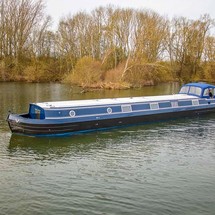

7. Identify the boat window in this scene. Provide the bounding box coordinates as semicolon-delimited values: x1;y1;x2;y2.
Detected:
189;86;201;96
121;105;132;112
203;88;214;97
150;103;159;110
35;108;41;119
179;86;189;94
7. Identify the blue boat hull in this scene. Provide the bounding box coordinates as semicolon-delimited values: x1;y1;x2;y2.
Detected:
7;106;215;137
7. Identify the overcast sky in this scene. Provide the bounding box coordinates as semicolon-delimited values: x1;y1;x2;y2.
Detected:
45;0;214;28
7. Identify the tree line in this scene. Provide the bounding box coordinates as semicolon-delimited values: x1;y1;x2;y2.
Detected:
0;0;215;88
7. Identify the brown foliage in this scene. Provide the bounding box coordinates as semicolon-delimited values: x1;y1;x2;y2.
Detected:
124;62;172;87
103;62;125;82
1;2;215;85
203;62;215;82
23;62;51;82
64;56;103;87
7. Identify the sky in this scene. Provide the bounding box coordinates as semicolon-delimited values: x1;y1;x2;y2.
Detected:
45;0;214;28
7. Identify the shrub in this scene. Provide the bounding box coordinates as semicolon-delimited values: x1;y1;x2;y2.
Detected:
23;61;53;82
64;56;103;87
124;62;172;87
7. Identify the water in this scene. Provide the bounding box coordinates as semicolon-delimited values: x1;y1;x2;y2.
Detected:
0;82;215;215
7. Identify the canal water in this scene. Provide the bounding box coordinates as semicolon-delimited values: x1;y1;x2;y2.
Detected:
0;82;215;215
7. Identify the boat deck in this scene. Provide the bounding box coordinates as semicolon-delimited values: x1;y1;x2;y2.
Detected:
35;94;198;109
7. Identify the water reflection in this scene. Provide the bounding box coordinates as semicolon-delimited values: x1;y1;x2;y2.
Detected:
8;133;103;159
8;114;215;163
7;124;158;163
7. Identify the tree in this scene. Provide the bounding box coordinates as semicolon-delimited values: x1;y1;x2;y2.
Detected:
0;0;51;78
133;10;168;63
167;15;214;81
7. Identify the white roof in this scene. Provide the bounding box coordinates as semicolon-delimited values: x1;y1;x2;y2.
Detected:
34;94;198;109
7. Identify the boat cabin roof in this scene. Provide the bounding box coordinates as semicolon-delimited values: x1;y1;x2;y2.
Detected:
179;82;215;98
184;82;215;89
34;94;197;109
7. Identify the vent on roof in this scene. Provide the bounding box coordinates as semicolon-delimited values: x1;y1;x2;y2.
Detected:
192;99;199;106
171;101;178;107
150;103;159;110
121;105;132;112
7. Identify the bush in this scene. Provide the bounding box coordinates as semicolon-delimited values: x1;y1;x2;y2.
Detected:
64;56;103;87
124;62;173;87
103;62;125;82
23;61;53;82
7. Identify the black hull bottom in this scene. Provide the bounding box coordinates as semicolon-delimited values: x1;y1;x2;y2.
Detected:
8;108;215;136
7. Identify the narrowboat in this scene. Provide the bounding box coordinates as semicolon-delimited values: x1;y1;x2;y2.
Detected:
7;82;215;137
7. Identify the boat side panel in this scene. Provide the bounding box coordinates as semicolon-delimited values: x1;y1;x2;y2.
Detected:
43;99;215;120
44;106;122;118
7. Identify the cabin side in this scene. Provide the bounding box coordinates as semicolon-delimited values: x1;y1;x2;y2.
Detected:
29;104;45;119
28;98;215;120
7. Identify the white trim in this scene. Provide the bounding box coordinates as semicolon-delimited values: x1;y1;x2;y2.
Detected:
37;94;198;109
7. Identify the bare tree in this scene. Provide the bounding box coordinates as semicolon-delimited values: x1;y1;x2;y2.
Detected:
0;0;51;79
167;15;214;81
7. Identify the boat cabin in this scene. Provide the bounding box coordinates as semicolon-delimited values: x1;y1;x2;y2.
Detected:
179;83;215;99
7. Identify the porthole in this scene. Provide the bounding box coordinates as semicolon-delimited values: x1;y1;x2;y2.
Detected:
69;110;76;117
107;107;112;114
